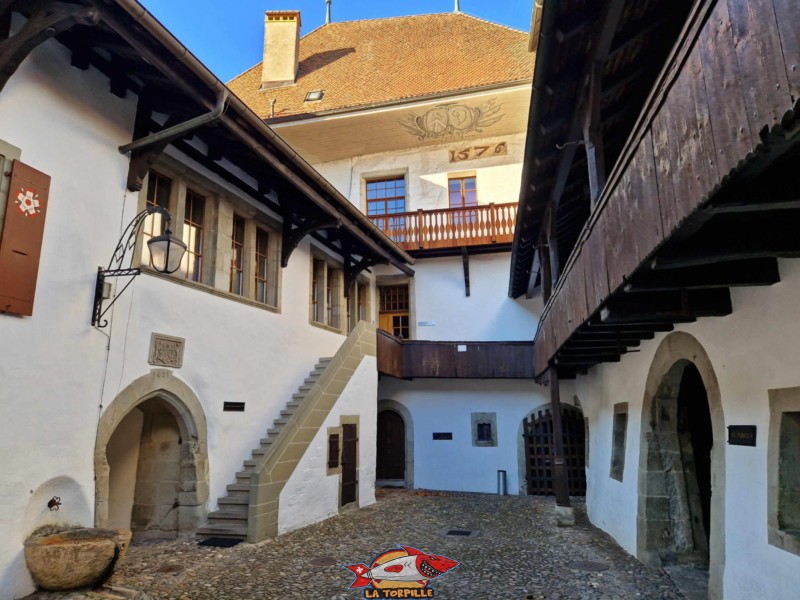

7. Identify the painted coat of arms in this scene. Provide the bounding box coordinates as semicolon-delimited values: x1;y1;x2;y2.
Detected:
400;100;504;140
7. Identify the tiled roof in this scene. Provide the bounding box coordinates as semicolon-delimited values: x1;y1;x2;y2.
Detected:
228;12;533;122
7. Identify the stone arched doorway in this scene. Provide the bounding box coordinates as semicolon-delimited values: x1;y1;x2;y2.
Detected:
376;400;413;488
95;370;209;537
637;332;725;599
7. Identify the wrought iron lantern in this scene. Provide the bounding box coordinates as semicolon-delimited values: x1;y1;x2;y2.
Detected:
91;206;186;327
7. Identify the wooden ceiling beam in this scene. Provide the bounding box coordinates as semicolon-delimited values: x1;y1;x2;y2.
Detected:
600;289;732;324
625;258;780;292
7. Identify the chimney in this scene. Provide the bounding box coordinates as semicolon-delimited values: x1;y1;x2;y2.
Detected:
260;11;301;90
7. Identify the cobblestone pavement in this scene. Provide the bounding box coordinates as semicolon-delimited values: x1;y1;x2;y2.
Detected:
27;489;686;600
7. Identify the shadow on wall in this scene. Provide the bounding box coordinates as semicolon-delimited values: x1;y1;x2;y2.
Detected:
0;476;92;595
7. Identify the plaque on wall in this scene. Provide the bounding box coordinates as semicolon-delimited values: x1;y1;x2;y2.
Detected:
727;425;756;446
432;432;453;440
148;333;185;368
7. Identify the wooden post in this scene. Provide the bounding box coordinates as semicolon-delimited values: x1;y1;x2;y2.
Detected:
489;202;497;242
582;61;606;205
417;209;425;249
549;367;575;525
540;234;553;303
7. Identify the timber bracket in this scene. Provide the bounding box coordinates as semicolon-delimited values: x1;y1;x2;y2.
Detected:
343;254;383;299
0;0;100;93
281;215;341;268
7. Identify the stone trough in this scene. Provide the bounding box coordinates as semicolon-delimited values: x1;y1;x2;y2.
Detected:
24;527;131;592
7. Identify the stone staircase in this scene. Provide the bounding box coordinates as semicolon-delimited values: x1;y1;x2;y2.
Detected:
196;356;333;540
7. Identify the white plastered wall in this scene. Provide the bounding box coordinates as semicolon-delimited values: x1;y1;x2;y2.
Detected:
570;258;800;599
378;378;552;495
278;357;378;533
0;33;138;599
312;131;526;213
377;253;541;342
0;28;382;600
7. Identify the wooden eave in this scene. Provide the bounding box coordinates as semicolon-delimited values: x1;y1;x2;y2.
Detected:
509;0;694;298
522;0;800;380
1;0;415;277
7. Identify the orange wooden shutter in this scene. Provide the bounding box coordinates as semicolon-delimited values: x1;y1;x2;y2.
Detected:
0;160;51;316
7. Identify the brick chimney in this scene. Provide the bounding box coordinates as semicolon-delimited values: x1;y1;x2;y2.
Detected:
260;11;301;90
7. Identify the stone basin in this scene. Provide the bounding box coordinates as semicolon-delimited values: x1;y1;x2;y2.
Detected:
24;527;132;591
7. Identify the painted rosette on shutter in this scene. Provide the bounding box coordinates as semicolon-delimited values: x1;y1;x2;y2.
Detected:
0;160;51;316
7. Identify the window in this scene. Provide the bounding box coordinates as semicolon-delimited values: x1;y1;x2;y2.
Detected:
255;228;270;304
449;175;477;228
347;281;370;333
472;412;497;447
610;403;628;481
138;169;281;309
181;189;205;282
310;255;344;332
378;284;409;339
327;268;341;329
448;176;477;209
142;171;171;265
367;176;407;242
768;388;800;556
230;215;245;295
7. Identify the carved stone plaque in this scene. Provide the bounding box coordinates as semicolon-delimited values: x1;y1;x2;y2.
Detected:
148;333;185;368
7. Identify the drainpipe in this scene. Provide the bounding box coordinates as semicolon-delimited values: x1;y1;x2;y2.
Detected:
118;91;229;155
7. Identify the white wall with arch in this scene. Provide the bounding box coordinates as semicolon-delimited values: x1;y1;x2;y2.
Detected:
568;258;800;600
378;377;549;495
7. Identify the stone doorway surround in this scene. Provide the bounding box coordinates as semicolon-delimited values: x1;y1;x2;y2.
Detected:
636;332;726;600
376;399;414;489
95;369;210;535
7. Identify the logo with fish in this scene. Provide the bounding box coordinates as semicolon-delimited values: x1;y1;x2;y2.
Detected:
343;545;459;598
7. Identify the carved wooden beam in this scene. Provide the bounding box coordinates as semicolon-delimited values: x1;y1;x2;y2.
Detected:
343;255;380;299
281;216;340;268
0;0;100;93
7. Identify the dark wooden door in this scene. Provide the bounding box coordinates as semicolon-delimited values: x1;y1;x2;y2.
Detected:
376;410;405;480
341;423;358;506
523;405;586;496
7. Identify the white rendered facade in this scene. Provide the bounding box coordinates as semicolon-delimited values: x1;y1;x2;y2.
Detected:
0;31;382;600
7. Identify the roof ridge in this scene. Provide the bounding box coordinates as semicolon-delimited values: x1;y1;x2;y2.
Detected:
457;11;527;35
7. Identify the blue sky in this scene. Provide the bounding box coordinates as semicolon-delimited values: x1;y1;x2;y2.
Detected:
138;0;533;81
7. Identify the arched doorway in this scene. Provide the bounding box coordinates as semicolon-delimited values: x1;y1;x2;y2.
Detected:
638;332;726;600
95;370;209;537
376;409;405;486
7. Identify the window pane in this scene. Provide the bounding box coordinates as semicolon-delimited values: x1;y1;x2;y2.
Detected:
230;215;245;295
182;190;205;282
255;228;270;304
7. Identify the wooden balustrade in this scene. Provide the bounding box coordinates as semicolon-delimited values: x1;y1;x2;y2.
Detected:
377;329;535;379
369;202;518;252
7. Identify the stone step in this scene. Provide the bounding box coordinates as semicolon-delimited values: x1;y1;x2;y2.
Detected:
273;418;289;426
267;427;281;437
259;438;275;446
289;395;304;403
218;495;248;506
207;509;248;522
243;459;259;468
279;409;294;418
251;447;270;456
298;385;312;392
235;471;252;483
196;523;247;539
226;483;250;494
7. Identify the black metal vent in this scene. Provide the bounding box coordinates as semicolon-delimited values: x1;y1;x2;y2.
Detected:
223;402;245;412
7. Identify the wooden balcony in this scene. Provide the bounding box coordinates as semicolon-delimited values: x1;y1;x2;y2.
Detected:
369;202;518;255
377;329;535;379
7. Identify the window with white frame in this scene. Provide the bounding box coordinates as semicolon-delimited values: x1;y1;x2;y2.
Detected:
311;253;345;332
138;168;281;309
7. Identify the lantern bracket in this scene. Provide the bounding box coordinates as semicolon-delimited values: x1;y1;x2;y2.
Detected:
91;205;183;328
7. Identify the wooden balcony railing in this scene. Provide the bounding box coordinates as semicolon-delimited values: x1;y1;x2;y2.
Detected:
369;202;518;252
377;329;535;379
